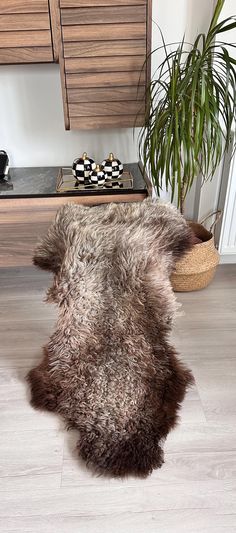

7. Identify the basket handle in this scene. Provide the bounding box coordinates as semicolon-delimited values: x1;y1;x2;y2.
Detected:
200;209;222;233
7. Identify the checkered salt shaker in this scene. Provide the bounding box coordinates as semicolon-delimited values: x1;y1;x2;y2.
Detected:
89;164;107;187
72;152;96;184
101;153;123;181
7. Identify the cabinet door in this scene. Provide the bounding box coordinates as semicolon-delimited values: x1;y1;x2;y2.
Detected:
57;0;151;129
0;0;53;64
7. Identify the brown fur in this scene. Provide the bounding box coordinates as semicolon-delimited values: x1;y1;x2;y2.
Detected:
27;199;194;478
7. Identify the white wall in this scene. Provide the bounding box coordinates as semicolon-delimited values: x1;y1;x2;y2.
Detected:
0;0;214;167
152;0;214;69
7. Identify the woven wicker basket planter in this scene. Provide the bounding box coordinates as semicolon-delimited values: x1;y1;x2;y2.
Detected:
171;220;220;292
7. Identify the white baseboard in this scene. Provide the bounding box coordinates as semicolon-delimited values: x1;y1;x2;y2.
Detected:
220;254;236;264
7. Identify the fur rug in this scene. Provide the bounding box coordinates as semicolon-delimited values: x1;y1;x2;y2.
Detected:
27;199;194;478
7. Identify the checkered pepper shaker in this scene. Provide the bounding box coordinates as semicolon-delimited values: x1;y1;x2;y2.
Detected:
89;164;107;186
101;153;123;181
72;152;96;184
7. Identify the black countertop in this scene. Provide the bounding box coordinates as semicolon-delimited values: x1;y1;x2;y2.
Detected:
0;163;148;199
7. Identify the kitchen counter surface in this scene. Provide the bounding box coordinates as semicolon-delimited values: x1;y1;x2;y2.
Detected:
0;163;149;199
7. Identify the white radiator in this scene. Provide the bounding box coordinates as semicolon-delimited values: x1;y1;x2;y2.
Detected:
219;151;236;261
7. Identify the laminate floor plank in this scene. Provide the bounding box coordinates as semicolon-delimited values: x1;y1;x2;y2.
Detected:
0;481;235;516
0;321;55;352
189;360;236;425
0;428;63;491
0;299;56;321
172;329;236;361
1;510;236;533
0;347;44;369
165;423;236;453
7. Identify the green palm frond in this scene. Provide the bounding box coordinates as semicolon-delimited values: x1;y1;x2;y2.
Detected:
139;0;236;213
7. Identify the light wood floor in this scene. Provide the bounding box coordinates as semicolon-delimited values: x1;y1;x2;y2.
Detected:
0;265;236;533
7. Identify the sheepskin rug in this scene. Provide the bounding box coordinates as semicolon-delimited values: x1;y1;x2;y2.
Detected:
27;199;194;478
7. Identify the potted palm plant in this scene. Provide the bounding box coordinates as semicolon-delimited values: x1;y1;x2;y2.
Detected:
139;0;236;291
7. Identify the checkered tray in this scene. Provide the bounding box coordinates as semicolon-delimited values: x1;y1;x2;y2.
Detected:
56;167;133;193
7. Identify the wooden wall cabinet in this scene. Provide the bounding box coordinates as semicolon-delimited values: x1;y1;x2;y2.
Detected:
57;0;151;129
0;0;54;63
0;0;152;130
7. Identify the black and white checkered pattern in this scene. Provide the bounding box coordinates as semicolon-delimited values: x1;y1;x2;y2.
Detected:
101;158;123;180
89;168;106;186
72;155;96;183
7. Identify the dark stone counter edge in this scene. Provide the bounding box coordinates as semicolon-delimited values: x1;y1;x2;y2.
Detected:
0;189;147;200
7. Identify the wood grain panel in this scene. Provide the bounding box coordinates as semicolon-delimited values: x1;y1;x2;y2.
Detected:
68;86;145;103
61;5;146;25
57;0;150;129
49;0;70;127
0;46;53;63
64;40;146;58
0;30;52;48
70;114;145;129
0;194;147;266
48;0;60;62
69;101;145;117
0;194;147;213
0;13;50;31
0;0;48;13
62;23;146;42
66;71;145;88
65;55;145;73
60;0;146;6
0;193;147;268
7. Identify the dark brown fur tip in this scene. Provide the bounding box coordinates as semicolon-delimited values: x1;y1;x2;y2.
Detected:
168;220;195;262
27;200;193;478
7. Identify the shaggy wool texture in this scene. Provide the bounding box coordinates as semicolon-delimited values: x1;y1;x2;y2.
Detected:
27;199;194;478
